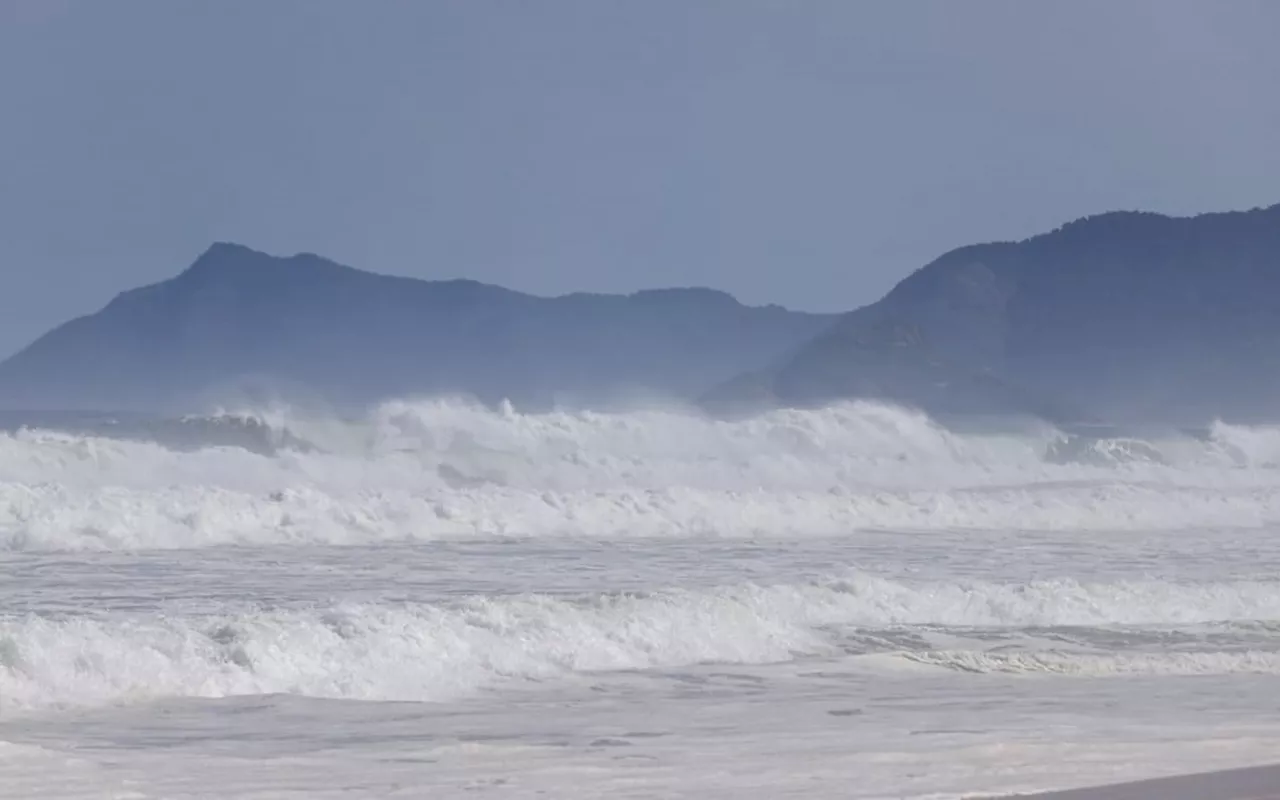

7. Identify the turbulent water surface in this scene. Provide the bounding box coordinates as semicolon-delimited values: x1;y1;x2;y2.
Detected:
3;400;1280;798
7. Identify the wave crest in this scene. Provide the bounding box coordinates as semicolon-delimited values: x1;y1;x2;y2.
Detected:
4;575;1279;710
4;399;1280;551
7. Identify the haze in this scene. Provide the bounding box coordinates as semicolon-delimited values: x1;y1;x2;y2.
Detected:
2;0;1278;359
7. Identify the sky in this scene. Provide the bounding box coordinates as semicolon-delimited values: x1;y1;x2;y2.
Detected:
2;0;1279;359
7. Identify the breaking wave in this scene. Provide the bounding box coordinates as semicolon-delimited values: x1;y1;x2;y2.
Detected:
3;399;1280;552
4;574;1279;711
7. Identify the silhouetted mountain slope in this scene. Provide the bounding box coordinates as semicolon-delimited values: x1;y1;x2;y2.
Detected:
0;243;835;413
705;204;1280;425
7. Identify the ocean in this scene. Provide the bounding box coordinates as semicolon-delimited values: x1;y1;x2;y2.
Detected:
2;399;1279;798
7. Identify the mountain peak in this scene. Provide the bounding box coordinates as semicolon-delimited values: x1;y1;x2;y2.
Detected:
173;243;362;294
179;241;274;278
190;240;264;265
203;240;259;256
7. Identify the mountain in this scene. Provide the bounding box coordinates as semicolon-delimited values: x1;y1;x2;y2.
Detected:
0;243;835;413
704;203;1280;426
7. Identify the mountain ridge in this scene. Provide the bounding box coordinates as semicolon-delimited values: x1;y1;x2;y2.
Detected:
705;202;1280;426
7;200;1280;424
0;243;835;413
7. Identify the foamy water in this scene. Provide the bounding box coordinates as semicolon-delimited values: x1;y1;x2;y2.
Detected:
3;400;1280;552
2;400;1279;797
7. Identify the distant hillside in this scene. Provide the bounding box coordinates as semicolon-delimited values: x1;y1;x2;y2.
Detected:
705;203;1280;426
0;243;835;413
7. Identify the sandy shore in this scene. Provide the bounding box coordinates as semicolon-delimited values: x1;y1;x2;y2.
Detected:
1006;762;1280;799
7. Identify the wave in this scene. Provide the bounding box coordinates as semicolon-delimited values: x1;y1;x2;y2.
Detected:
4;399;1280;551
8;481;1280;551
1;399;1049;488
3;575;1279;711
0;409;311;457
8;398;1279;477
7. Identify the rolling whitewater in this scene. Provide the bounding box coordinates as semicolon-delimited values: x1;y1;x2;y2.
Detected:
3;399;1280;797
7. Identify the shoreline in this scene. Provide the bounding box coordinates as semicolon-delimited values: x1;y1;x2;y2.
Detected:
1003;762;1280;799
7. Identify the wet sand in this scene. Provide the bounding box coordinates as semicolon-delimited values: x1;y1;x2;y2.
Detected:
1008;762;1280;799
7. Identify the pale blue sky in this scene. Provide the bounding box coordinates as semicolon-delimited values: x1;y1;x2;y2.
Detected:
2;0;1278;358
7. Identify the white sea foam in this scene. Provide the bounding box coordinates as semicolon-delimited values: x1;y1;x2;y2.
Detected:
4;575;1279;711
9;480;1280;551
3;400;1280;551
